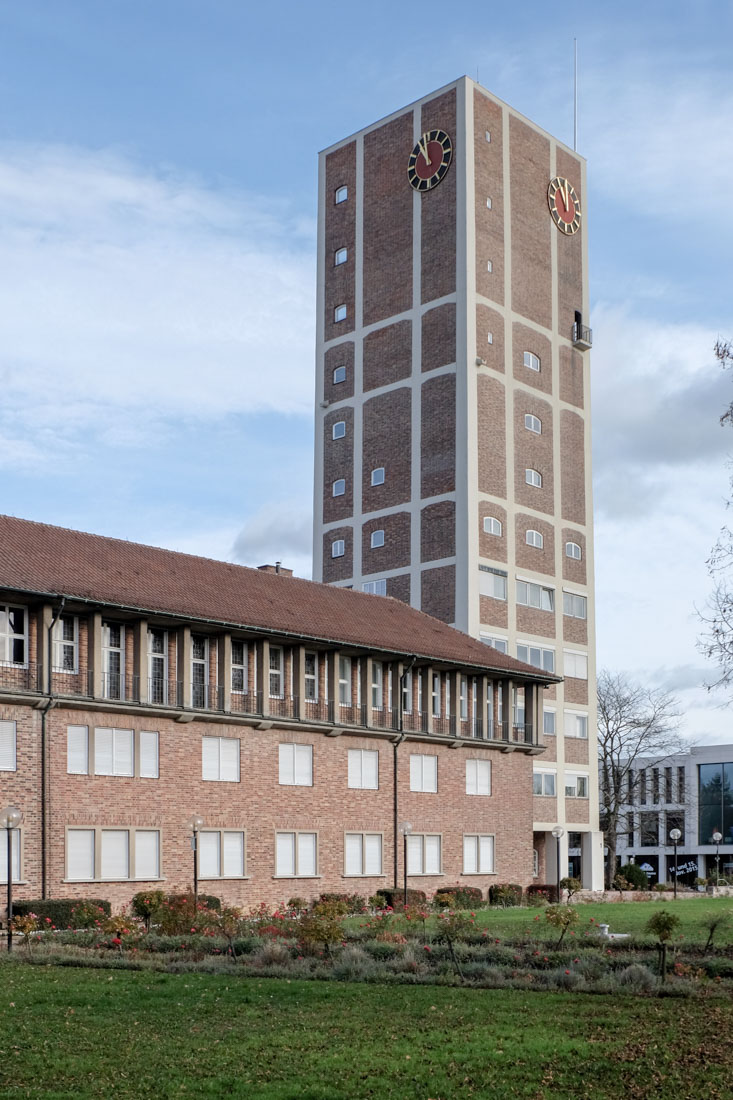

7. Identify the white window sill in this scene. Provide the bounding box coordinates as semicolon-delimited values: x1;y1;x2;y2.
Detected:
62;878;167;884
278;782;314;787
342;874;387;879
272;875;322;880
199;876;251;882
461;871;497;877
407;873;444;878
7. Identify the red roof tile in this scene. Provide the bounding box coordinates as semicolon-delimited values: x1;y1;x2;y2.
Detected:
0;514;554;680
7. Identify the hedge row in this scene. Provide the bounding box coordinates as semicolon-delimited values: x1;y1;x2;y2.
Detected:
12;899;111;929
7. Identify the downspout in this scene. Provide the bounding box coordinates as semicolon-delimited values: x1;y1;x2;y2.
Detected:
393;655;417;890
41;598;65;899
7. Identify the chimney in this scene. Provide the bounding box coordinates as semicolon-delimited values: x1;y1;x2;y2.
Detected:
257;563;293;577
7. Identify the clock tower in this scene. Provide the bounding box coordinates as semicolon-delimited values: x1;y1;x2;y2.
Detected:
312;77;603;890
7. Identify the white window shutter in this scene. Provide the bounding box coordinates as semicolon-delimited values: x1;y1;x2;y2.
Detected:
406;834;422;875
466;759;477;795
409;754;421;791
479;835;494;873
345;834;362;875
202;737;220;780
198;832;220;877
219;738;239;782
222;832;244;877
94;728;114;775
363;750;378;789
101;830;129;879
0;832;20;883
295;745;312;786
297;833;316;876
0;720;16;771
139;731;159;778
115;729;134;776
67;725;89;774
364;834;381;875
425;756;437;793
347;749;360;788
278;744;294;785
276;832;295;876
479;760;491;796
135;831;160;879
67;830;95;880
463;836;477;873
424;835;441;874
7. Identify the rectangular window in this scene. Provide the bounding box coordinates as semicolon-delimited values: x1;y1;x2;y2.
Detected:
304;652;318;701
338;656;351;706
0;828;21;883
409;753;437;793
135;830;161;879
678;766;686;803
202;736;240;782
543;710;556;736
371;467;385;486
332;421;346;439
52;615;78;672
563;650;588;679
533;771;556;796
139;731;159;779
563;592;587;620
565;774;589;798
362;579;387;595
0;720;17;771
333;365;346;384
348;748;378;789
480;634;508;654
276;831;317;877
640;811;659;846
67;725;89;774
371;529;385;549
432;673;440;717
666;810;685;845
406;834;441;875
66;828;161;881
231;639;248;694
148;629;168;703
332;479;346;497
334;247;348;265
523;351;541;372
331;539;345;558
516;580;554;612
459;675;468;720
483;516;502;536
269;646;284;698
517;643;555;674
66;829;95;880
102;623;125;699
371;662;383;708
652;767;660;804
0;605;27;665
334;304;347;322
402;669;413;714
478;569;507;601
466;758;491;795
335;185;348;203
191;634;209;708
94;728;134;777
626;813;635;845
278;743;313;786
345;833;382;876
199;831;245;878
463;835;494;874
565;712;588;739
101;830;129;880
525;468;542;487
639;768;647;805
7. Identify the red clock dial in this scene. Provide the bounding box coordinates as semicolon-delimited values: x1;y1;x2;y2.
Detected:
547;177;581;235
408;130;453;192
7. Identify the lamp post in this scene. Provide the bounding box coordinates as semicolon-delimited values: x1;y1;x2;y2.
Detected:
1;806;23;953
187;814;204;910
551;826;564;901
399;822;412;909
713;830;723;888
670;827;682;899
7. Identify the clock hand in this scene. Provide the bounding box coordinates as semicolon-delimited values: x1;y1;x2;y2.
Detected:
420;135;431;165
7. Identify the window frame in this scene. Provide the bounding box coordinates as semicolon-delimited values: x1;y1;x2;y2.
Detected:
406;833;442;876
0;719;17;772
362;579;387;595
564;711;588;739
231;639;248;695
563;650;589;680
334;247;348;266
370;529;385;549
524;413;541;434
274;830;318;878
565;541;582;560
523;351;541;372
483;516;502;537
344;831;383;877
198;829;247;879
201;735;240;783
52;614;79;673
409;753;438;793
525;529;544;549
463;834;495;875
334;304;347;322
0;604;28;667
466;757;492;796
516;579;554;612
332;478;346;497
525;468;542;488
565;773;589;799
563;591;588;620
348;747;379;790
331;539;345;558
334;185;348;204
332;420;346;440
278;742;313;787
65;826;162;882
516;642;555;674
371;467;385;486
332;365;347;384
533;770;557;797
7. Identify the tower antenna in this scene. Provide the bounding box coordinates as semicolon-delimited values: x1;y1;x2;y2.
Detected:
573;38;578;151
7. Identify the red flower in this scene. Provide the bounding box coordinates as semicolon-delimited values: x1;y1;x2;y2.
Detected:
564;969;570;975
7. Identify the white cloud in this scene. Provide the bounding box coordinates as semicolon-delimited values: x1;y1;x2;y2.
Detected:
0;143;316;473
232;502;313;578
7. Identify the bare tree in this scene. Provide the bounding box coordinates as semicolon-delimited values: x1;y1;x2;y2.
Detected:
597;670;684;887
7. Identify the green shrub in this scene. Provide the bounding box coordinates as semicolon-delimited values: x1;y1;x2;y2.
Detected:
560;876;582;900
317;892;368;914
375;888;427;910
615;963;658;993
166;892;221;911
431;885;484;910
488;883;523;907
525;883;558;905
544;904;579;945
287;897;308;912
617;863;649;890
12;898;111;929
131;890;166;929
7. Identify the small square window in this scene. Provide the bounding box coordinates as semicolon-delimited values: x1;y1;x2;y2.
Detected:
486;197;492;209
371;467;385;486
370;530;384;549
483;516;502;536
334;248;347;266
333;365;346;384
334;304;347;323
523;351;540;372
526;468;542;488
331;540;345;558
332;479;346;497
487;260;493;273
335;186;348;204
332;421;346;440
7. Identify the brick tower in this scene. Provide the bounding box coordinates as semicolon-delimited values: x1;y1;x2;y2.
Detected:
312;77;603;888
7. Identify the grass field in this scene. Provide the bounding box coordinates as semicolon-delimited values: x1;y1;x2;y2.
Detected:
1;962;733;1099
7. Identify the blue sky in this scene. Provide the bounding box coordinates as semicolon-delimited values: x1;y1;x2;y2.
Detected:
1;1;732;741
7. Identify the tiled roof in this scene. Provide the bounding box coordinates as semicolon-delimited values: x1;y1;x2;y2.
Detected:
0;514;555;681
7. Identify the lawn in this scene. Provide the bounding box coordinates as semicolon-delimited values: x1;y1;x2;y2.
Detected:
1;963;733;1099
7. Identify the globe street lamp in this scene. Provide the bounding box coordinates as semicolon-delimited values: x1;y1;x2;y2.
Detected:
0;806;23;953
713;830;723;888
399;822;412;909
551;826;564;901
670;827;682;899
187;815;205;910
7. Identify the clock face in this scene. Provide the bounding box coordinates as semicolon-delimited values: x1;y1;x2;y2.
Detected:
547;177;581;235
407;129;453;191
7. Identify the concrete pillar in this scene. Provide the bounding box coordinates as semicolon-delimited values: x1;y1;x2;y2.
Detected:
360;656;373;724
293;644;306;720
257;639;271;717
446;670;458;736
177;626;191;708
88;612;103;698
474;676;486;739
219;634;232;713
37;604;53;693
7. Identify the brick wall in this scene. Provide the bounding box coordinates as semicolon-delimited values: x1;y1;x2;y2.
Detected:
421;565;455;624
322;527;353;583
514;513;555;575
420;89;457;305
560;410;586;525
362;388;412;509
324;143;356;341
420;500;455;563
422;303;456;373
421;374;456;498
363;321;411;392
363;114;413;326
477;375;507;497
474;89;504;306
324;342;354;403
361;512;411;574
509;116;551;329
